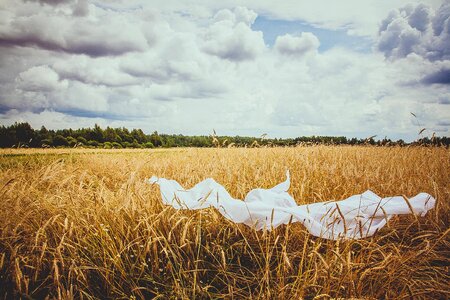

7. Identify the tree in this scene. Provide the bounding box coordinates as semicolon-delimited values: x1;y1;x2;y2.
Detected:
53;135;68;147
66;136;77;147
13;122;34;145
111;142;122;149
131;128;146;144
118;127;133;143
0;125;17;147
77;136;87;145
149;131;162;147
122;141;132;148
0;122;448;148
104;127;119;143
132;139;142;148
143;142;154;148
87;140;99;147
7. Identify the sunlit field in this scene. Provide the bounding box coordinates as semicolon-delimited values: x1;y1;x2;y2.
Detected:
1;146;449;299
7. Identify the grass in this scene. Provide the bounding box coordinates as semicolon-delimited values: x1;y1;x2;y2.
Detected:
0;146;449;299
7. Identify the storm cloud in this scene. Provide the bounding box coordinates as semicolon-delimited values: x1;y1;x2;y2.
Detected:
421;68;450;84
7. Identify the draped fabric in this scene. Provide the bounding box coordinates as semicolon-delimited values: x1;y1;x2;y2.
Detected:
149;171;435;240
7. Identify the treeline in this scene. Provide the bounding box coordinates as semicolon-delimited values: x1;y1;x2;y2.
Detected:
0;122;449;148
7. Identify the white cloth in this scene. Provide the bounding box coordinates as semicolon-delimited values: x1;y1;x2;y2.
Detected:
149;171;435;240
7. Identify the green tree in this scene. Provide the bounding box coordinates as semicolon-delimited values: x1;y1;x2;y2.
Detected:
77;136;87;145
131;129;147;144
143;141;154;148
53;135;68;147
111;142;122;149
87;140;99;147
0;126;17;147
149;131;162;147
66;136;77;147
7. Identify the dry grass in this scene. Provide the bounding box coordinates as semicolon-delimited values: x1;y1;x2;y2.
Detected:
0;146;449;299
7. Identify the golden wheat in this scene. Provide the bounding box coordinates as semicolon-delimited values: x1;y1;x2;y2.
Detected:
0;146;449;299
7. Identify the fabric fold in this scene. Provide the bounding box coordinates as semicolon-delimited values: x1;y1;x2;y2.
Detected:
149;172;435;240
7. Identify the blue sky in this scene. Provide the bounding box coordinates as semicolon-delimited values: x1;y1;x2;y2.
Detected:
252;16;373;53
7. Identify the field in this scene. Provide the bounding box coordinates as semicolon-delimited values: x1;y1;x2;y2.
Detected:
0;146;449;299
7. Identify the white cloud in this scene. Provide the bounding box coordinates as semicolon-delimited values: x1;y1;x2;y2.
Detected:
202;7;265;61
120;32;207;83
53;56;139;87
0;1;449;141
212;0;444;37
274;32;320;56
16;65;66;92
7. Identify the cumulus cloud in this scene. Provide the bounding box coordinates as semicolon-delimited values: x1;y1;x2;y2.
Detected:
408;3;431;32
0;1;153;57
378;17;422;58
432;1;450;35
274;32;320;56
202;7;265;61
377;2;450;89
377;2;450;61
53;56;139;87
12;68;109;114
213;6;257;25
121;33;207;83
16;65;66;92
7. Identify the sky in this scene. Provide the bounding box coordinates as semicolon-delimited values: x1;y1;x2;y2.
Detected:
0;0;449;141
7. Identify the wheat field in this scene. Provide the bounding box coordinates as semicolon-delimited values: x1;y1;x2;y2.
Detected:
0;146;449;299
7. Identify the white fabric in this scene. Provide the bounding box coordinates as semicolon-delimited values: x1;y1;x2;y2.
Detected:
149;171;435;240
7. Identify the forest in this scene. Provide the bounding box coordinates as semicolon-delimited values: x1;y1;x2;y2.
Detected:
0;122;448;148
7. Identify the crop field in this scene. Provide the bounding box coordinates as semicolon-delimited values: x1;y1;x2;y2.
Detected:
0;146;449;299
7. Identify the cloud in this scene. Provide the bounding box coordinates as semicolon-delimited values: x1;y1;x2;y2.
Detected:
438;97;450;104
0;2;449;141
213;6;257;25
377;15;422;59
377;2;450;61
72;0;89;17
11;73;107;114
432;1;450;36
421;68;450;84
429;1;450;61
437;120;450;126
202;7;265;61
31;0;74;5
408;3;431;32
0;1;153;57
274;32;319;56
120;33;207;83
16;65;66;92
53;56;139;87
